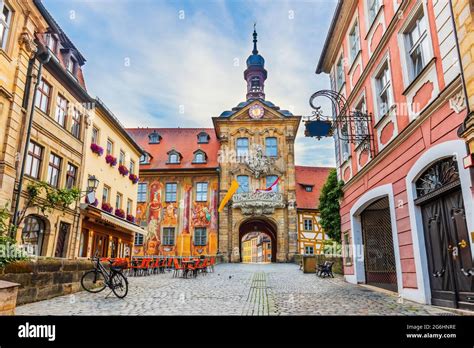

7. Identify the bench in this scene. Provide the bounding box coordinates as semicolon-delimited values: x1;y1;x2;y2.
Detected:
316;261;334;278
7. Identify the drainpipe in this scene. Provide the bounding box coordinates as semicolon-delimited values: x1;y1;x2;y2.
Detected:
10;47;51;237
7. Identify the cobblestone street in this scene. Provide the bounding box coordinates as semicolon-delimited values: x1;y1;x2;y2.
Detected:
16;264;455;316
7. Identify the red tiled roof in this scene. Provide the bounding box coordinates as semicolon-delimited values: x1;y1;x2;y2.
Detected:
295;165;333;210
126;128;219;170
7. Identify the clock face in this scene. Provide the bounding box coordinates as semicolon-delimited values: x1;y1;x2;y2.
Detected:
249;104;264;119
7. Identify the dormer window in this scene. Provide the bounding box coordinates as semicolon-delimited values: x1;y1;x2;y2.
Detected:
148;131;161;144
193;150;207;164
140;152;151;164
67;56;76;74
304;185;313;192
197;132;209;144
46;33;58;54
167;150;181;164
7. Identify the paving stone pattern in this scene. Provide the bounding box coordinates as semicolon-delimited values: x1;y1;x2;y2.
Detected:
16;264;454;316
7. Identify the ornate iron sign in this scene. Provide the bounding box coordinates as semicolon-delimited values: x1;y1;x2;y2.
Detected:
304;89;374;155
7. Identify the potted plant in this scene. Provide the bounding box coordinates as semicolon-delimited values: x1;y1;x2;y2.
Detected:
101;202;113;213
105;154;117;167
129;173;139;184
118;164;129;176
90;143;104;156
126;214;135;223
115;208;125;219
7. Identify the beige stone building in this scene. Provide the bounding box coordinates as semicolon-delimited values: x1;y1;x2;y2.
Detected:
213;29;301;262
77;98;144;259
1;0;91;258
451;0;474;179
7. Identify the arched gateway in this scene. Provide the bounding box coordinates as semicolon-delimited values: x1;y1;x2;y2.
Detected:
239;218;277;262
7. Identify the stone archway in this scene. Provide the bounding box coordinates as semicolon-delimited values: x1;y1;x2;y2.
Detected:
238;218;277;262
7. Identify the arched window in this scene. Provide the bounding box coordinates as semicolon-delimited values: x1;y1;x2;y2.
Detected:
251;76;260;91
415;157;459;199
193;150;207;164
167;150;181;164
22;216;46;256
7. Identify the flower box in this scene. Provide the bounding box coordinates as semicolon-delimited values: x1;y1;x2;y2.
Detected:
90;143;104;156
129;173;139;184
101;202;113;213
115;208;125;219
118;164;129;176
105;154;117;167
126;214;135;223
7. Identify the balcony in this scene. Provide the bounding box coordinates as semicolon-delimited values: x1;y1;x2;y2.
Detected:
232;192;285;215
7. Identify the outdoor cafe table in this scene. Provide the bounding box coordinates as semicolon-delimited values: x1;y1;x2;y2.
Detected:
181;260;197;278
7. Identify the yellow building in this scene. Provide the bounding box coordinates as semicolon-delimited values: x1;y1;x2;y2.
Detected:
452;0;474;171
1;0;92;257
242;238;252;263
77;98;144;258
295;166;332;255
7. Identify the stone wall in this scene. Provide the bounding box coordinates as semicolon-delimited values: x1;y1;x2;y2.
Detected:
0;259;94;305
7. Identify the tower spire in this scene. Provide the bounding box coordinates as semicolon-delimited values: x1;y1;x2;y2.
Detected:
244;24;267;100
253;23;258;55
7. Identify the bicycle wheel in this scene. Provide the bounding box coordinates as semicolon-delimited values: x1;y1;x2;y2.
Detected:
81;270;107;293
110;272;128;298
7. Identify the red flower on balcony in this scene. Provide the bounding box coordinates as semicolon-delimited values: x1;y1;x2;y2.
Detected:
85;196;99;207
129;173;139;184
115;208;125;219
126;214;135;223
101;202;113;213
90;143;104;156
105;154;117;167
118;164;129;176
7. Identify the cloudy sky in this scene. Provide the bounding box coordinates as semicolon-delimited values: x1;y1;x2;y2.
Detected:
43;0;338;166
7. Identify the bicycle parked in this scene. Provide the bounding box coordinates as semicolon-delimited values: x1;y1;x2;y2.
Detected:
81;253;129;299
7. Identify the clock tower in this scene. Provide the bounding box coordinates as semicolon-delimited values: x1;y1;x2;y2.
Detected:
244;27;267;100
213;27;301;263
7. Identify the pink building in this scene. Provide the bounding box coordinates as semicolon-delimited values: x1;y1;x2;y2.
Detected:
317;0;473;310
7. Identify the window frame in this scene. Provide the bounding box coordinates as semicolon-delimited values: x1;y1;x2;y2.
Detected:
70;108;81;139
127;199;133;215
115;192;123;210
0;1;12;50
91;126;99;145
265;137;278;157
236;137;249;159
194;227;207;246
35;78;52;114
236;175;249;193
102;185;110;204
373;59;394;121
25;141;43;179
134;232;144;246
65;163;77;189
303;218;313;231
265;175;279;191
165;183;177;202
167;151;180;164
195;182;208;202
106;139;114;156
55;94;68;127
367;0;381;25
47;152;62;188
119;150;125;166
335;55;345;91
137;183;147;203
162;227;176;246
349;19;361;63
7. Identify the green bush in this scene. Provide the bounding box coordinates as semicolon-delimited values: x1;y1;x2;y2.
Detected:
0;235;28;268
319;169;344;243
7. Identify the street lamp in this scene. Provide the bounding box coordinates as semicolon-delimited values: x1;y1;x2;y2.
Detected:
87;175;100;193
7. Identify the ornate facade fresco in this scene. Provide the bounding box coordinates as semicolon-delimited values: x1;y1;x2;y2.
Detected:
134;176;219;257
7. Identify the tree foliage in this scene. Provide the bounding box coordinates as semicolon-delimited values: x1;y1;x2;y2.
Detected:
319;169;344;243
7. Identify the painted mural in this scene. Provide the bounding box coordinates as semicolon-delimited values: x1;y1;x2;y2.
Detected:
134;177;218;257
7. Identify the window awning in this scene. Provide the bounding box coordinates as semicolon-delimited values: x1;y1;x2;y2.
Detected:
100;212;146;236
